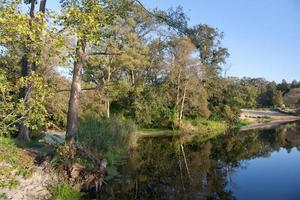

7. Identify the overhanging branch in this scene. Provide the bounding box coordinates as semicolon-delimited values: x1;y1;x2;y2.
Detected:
133;0;188;35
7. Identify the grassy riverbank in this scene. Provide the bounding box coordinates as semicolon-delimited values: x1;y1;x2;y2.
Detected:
138;118;241;137
137;118;254;144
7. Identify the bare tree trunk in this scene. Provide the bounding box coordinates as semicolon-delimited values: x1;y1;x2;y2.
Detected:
105;57;112;118
66;40;85;142
18;123;31;141
18;0;37;141
176;68;181;120
179;85;187;121
29;0;36;18
18;58;32;141
39;0;47;13
131;70;135;86
105;96;110;118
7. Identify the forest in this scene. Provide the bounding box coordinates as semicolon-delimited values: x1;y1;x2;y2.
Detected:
0;0;300;199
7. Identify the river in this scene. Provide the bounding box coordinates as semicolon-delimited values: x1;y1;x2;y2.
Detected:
98;121;300;200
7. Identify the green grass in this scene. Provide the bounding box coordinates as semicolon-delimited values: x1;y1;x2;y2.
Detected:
0;193;8;200
178;118;229;142
191;118;228;134
0;137;34;189
48;184;83;200
231;119;252;129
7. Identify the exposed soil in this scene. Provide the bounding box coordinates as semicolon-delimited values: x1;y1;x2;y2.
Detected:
240;109;300;131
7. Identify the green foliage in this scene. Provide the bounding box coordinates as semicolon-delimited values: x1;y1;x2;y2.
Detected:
17;73;50;131
0;192;8;200
48;184;83;200
189;24;229;77
273;91;284;108
0;70;17;136
133;85;173;128
0;71;50;137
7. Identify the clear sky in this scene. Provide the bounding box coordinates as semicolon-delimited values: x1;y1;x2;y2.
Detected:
45;0;300;82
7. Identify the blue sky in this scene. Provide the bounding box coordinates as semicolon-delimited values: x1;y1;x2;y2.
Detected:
45;0;300;82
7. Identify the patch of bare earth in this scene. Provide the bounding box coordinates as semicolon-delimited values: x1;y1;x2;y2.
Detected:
1;165;58;200
240;109;300;131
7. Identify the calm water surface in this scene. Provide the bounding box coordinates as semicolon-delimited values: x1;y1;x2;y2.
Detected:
99;122;300;200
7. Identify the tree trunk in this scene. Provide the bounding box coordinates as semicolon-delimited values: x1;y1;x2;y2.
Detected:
131;70;135;86
176;68;182;120
66;40;86;142
29;0;36;18
18;0;37;141
39;0;47;13
105;96;110;118
18;58;32;142
179;85;187;121
105;57;112;118
18;123;31;141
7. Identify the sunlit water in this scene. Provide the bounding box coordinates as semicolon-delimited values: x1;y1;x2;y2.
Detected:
98;122;300;200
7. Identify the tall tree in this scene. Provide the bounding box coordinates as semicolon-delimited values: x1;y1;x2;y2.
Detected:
188;24;229;79
83;8;150;118
60;0;130;141
18;0;48;141
167;37;209;122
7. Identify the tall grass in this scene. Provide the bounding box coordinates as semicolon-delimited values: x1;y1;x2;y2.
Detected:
76;113;136;180
76;113;136;154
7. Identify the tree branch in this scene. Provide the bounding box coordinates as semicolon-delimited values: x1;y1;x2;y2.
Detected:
133;0;188;35
56;87;99;93
87;51;124;56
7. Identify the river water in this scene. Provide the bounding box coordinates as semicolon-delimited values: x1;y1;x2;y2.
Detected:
99;122;300;200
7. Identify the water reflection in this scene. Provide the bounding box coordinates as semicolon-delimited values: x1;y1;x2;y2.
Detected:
99;122;300;200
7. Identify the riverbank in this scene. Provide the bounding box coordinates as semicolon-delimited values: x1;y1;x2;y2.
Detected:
0;137;55;200
240;109;300;131
137;119;228;137
0;137;92;200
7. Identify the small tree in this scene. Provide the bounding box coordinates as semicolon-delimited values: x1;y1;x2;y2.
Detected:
273;91;284;108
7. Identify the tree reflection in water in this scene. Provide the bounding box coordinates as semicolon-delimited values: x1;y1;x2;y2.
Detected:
99;122;300;200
